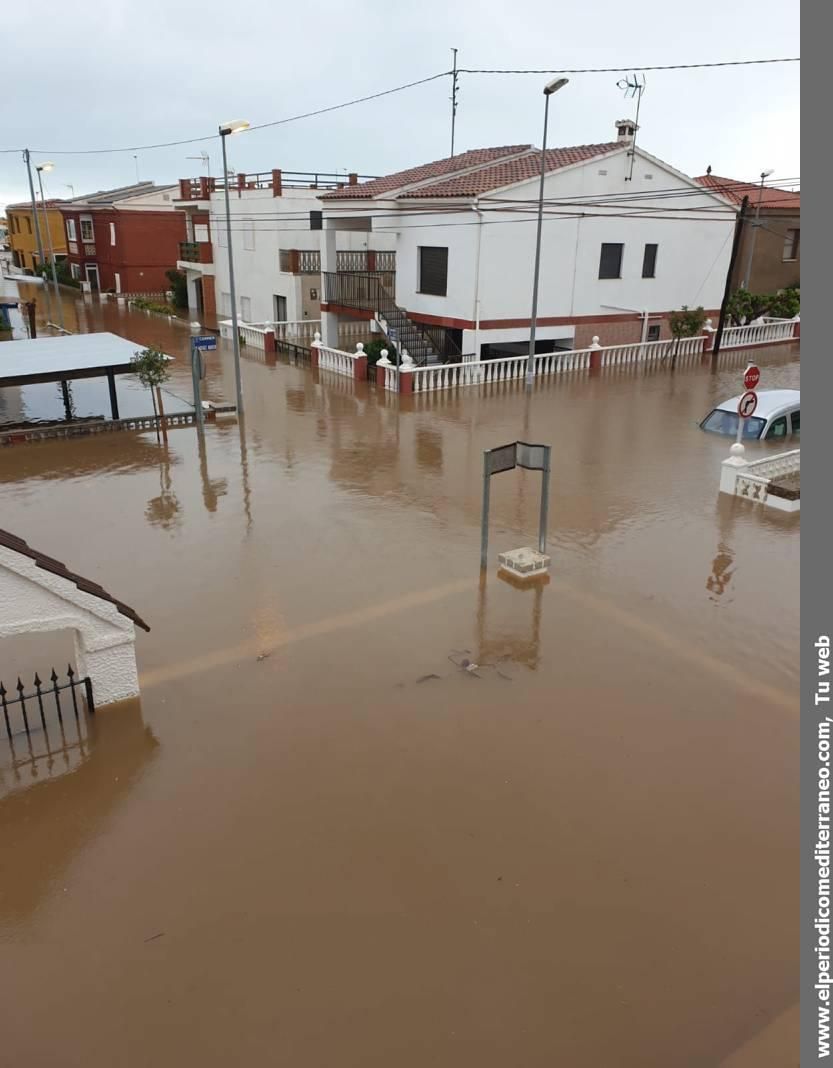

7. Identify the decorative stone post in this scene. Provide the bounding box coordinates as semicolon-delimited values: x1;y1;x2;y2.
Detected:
589;335;602;371
399;350;415;395
703;318;716;353
720;442;748;495
310;331;321;371
354;342;367;383
376;349;391;389
793;314;800;339
264;329;276;354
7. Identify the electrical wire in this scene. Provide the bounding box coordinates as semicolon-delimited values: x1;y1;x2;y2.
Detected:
0;71;452;156
460;57;799;74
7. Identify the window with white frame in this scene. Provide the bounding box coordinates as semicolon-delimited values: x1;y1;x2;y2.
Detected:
80;216;94;242
70;263;82;280
782;228;800;261
194;223;209;243
243;219;255;251
66;218;77;241
221;292;231;316
240;296;252;321
109;222;116;246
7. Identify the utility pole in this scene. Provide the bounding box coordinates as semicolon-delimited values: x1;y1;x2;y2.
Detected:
712;195;749;361
23;149;53;326
450;48;459;157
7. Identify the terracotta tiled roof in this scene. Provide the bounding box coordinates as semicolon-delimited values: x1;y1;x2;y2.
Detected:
694;174;800;210
0;528;150;632
320;146;534;200
397;142;623;198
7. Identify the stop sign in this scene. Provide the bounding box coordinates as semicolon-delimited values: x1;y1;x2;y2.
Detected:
744;364;760;391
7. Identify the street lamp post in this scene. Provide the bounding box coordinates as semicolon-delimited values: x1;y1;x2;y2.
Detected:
741;168;774;290
23;147;54;326
526;75;569;388
218;119;249;416
35;162;66;332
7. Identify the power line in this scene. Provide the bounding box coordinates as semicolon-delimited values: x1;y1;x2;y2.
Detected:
0;71;452;157
460;57;799;74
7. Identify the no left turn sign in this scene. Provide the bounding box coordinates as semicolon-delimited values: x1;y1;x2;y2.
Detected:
738;391;758;419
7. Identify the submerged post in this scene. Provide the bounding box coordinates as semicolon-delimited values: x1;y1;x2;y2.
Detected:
538;445;552;554
480;451;491;569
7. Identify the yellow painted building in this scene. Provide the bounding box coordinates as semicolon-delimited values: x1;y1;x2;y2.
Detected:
6;201;68;272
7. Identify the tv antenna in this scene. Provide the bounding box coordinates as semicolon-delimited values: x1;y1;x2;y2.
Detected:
616;72;646;181
187;151;211;177
450;47;460;157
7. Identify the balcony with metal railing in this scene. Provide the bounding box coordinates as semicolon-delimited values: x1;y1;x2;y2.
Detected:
279;249;396;275
176;169;377;201
178;241;212;265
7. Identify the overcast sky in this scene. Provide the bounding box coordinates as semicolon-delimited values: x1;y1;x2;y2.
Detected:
1;0;799;213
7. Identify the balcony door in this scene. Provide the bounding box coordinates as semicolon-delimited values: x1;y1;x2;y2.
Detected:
273;295;287;323
85;264;100;291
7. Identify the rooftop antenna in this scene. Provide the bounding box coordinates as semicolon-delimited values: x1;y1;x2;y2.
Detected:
616;72;646;181
187;151;211;177
450;47;459;157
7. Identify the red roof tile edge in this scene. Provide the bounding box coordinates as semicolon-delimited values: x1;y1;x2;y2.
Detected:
0;527;150;632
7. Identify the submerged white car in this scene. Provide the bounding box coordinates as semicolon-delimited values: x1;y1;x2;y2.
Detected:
700;389;800;441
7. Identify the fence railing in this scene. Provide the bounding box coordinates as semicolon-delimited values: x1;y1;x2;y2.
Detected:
2;664;94;744
744;449;801;481
721;320;797;348
281;249;397;274
179;241;199;262
318;343;360;377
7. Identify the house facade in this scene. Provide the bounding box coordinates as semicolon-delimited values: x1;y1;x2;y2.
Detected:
695;173;799;293
6;200;70;273
174;168;395;327
317;125;738;360
59;182;183;294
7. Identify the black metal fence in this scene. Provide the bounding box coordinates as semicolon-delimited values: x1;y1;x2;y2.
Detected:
1;665;94;744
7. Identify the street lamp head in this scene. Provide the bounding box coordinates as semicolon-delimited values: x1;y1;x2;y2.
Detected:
219;119;250;136
760;168;774;179
36;161;55;173
544;75;569;95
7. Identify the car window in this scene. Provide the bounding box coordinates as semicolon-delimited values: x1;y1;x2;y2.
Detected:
791;409;800;434
765;415;788;440
701;410;765;438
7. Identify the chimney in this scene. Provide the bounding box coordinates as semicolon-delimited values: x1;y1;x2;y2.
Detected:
615;119;638;143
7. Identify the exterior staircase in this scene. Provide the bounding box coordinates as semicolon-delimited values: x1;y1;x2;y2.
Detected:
322;271;461;366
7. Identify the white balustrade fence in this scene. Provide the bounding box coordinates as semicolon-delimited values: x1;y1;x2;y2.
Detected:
720;320;797;348
744;449;801;481
720;447;800;511
219;320;272;350
316;341;365;379
272;319;321;340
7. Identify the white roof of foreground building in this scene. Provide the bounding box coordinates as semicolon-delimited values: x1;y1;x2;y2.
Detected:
0;332;171;386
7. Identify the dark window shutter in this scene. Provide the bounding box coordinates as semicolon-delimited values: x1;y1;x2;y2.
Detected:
419;246;448;296
599;243;623;279
642;243;658;278
309;210;322;231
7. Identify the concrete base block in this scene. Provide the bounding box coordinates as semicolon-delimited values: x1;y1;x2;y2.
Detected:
497;547;551;580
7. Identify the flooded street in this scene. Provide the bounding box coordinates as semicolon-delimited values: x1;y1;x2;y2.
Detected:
0;284;799;1066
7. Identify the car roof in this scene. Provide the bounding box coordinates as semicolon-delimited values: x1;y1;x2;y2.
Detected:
716;389;800;418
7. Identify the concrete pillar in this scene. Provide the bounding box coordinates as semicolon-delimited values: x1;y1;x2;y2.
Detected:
354;343;367;382
399;366;414;395
320;226;339;348
73;632;140;707
264;330;276;354
793;315;800;339
589;335;602;372
719;443;748;496
310;332;321;370
703;318;716;352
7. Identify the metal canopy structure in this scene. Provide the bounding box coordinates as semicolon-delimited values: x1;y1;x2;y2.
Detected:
0;332;171;420
481;441;552;569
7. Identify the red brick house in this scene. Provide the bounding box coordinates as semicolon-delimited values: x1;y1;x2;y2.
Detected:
59;182;185;295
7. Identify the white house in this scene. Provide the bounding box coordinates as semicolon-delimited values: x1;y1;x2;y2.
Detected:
317;123;738;360
174;169;395;327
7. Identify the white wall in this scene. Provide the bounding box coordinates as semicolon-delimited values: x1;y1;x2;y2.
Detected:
211;188;393;323
384;148;734;331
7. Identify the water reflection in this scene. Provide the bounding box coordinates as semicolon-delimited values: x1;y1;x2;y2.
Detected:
475;570;545;670
0;699;159;924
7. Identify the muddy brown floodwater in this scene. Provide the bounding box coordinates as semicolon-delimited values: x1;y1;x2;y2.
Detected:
0;284;799;1067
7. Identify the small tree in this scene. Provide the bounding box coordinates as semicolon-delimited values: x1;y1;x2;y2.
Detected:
725;289;773;326
769;286;800;320
669;305;707;340
165;268;188;309
132;345;171;440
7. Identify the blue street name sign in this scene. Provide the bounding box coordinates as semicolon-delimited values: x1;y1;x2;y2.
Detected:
192;335;217;351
